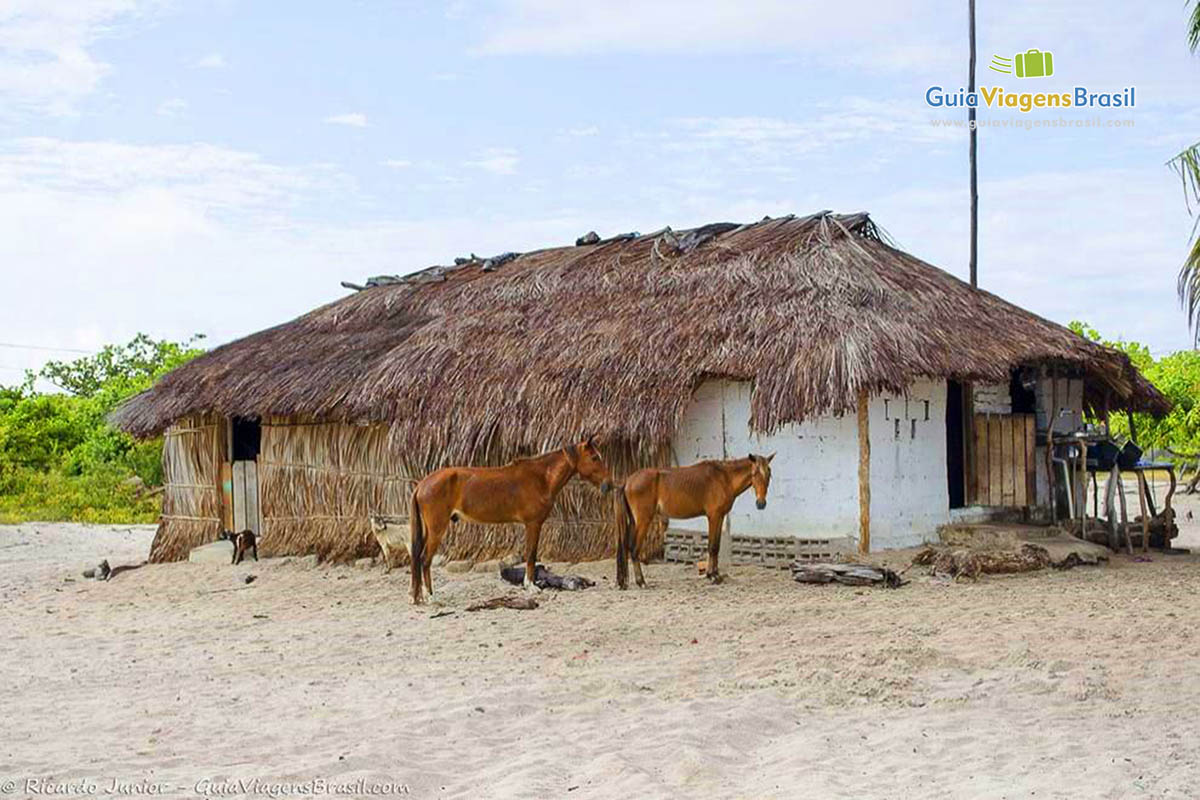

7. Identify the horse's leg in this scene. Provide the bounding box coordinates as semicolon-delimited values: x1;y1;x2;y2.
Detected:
705;511;726;584
413;507;449;605
523;520;544;592
424;522;447;601
632;506;653;588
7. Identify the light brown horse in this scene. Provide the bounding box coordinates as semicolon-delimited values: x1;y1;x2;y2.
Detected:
408;437;613;604
615;454;774;588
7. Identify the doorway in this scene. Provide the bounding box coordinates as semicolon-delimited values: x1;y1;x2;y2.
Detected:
946;381;966;508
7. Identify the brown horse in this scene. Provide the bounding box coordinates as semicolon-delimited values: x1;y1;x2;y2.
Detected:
408;437;613;604
615;454;774;589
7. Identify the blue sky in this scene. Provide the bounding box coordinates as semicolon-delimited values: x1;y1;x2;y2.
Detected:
2;0;1200;384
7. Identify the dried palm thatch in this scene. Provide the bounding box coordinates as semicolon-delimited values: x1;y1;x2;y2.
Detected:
148;413;666;564
112;211;1167;449
153;415;226;562
119;211;1169;563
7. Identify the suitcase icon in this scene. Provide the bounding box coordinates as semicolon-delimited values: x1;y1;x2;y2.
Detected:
1014;49;1053;78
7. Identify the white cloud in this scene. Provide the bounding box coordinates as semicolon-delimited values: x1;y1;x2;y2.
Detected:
473;0;940;66
193;52;225;69
564;126;599;137
0;0;158;116
0;138;321;225
464;147;519;175
874;168;1195;353
382;159;411;168
323;112;368;128
663;99;957;174
155;97;187;116
0;136;599;381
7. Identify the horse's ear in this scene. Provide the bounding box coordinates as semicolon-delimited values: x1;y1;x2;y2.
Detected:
766;452;776;463
747;453;754;462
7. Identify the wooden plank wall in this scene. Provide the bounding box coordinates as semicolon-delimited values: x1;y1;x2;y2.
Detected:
969;414;1036;508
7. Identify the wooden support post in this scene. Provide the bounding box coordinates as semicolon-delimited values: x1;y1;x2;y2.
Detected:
1164;467;1178;552
857;387;871;555
1103;469;1119;550
1045;369;1058;523
1115;466;1132;555
1136;471;1150;554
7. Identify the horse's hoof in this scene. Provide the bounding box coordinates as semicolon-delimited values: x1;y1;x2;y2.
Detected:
523;580;543;593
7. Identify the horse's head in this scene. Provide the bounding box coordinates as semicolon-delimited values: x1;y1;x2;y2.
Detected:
749;453;775;509
571;435;613;494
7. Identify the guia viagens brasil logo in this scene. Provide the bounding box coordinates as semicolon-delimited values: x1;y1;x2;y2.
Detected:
926;47;1134;113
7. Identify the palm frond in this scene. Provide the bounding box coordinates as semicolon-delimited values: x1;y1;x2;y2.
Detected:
1170;142;1200;339
1190;0;1200;52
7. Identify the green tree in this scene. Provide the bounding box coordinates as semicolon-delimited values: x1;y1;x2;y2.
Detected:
39;333;204;397
1070;321;1200;455
1173;0;1200;336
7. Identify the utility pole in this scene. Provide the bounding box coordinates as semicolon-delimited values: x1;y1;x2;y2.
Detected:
968;0;978;288
963;0;979;507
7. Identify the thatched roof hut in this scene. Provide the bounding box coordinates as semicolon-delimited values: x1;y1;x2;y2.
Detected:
114;211;1167;563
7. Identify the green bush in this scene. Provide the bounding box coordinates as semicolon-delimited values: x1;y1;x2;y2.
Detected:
0;334;204;524
0;465;161;524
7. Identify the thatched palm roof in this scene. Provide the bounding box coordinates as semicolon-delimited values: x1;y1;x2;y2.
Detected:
112;211;1167;454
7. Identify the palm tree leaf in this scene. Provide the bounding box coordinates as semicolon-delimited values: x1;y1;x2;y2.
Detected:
1191;0;1200;52
1170;141;1200;339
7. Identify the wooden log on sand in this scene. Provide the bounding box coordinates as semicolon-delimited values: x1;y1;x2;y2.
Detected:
790;561;904;588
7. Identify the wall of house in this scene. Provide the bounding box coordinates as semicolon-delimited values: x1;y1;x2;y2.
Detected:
670;379;949;551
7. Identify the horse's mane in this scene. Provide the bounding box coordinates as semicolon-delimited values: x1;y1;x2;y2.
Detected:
509;445;572;465
694;456;752;468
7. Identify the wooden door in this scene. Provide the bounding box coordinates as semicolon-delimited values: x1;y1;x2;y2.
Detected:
231;460;262;535
968;414;1036;508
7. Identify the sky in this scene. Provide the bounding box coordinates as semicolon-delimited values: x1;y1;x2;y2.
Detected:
2;0;1199;386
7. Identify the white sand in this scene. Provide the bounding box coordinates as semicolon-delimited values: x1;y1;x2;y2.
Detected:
4;510;1200;799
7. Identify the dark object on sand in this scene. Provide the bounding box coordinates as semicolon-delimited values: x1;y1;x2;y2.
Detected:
81;559;111;581
467;596;539;612
790;561;904;588
500;564;595;591
217;530;258;564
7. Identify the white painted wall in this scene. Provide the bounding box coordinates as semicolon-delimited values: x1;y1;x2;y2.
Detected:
669;379;950;551
868;381;951;549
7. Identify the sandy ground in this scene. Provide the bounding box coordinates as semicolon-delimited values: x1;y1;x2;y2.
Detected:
4;506;1200;800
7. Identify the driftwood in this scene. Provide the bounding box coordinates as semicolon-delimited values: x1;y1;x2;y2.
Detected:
466;596;539;612
790;561;904;588
500;564;595;591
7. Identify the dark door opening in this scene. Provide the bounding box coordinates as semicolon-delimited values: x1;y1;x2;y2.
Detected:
232;417;261;461
946;381;966;508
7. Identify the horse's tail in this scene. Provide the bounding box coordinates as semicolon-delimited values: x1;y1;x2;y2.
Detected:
409;490;424;601
615;484;634;590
